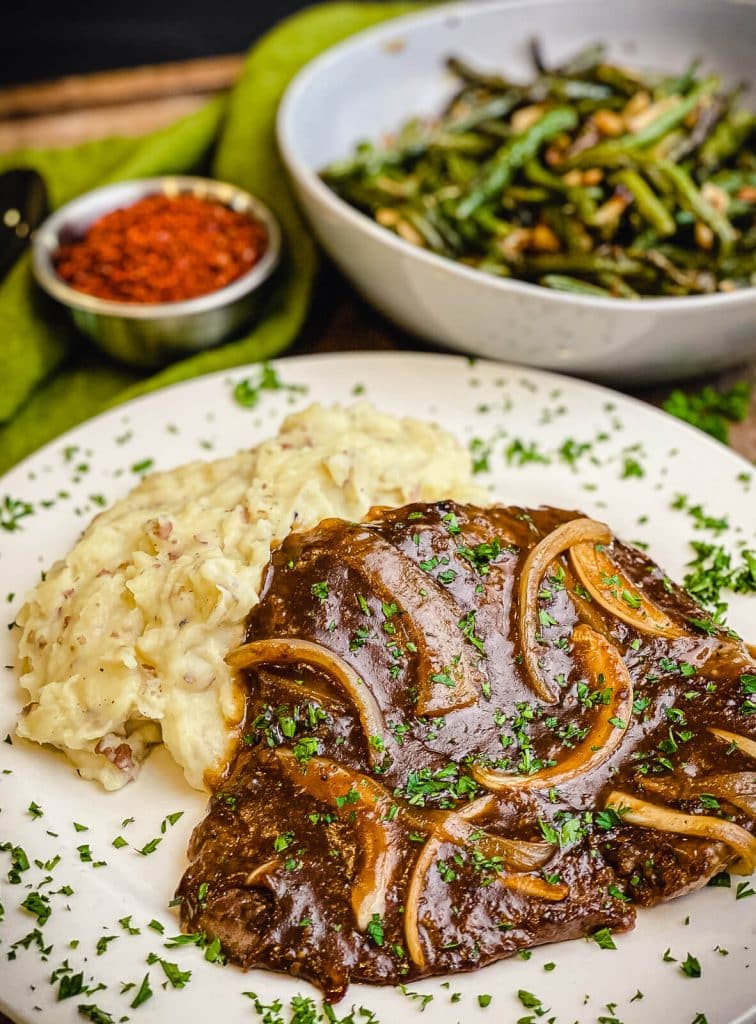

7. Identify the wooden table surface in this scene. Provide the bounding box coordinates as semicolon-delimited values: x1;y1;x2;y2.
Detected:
0;51;754;1024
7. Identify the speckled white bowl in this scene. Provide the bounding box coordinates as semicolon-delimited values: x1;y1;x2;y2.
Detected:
277;0;756;384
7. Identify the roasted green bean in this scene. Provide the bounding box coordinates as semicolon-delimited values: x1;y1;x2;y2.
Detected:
322;42;755;297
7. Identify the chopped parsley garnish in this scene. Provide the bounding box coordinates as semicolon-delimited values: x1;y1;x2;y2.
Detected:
58;972;84;1001
680;953;701;978
684;541;756;621
506;439;549;466
457;538;505;575
273;831;295;852
95;935;117;955
458;610;485;654
736;881;756;900
130;973;153;1008
442;511;461;534
292;736;320;766
0;495;34;532
335;786;360;809
146;953;192;988
707;872;731;888
137;837;162;857
517;989;546;1010
621;456;645;479
740;674;756;716
399;763;479;808
469;437;493;474
77;1004;114;1023
663;381;751;444
366;913;384;946
590;927;617;950
538;812;589;850
398;985;434;1011
21;891;51;926
232;364;306;409
3;843;30;883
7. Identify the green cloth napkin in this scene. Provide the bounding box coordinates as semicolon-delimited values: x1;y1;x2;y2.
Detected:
0;1;422;475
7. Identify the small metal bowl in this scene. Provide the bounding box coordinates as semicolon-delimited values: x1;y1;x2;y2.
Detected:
32;175;282;368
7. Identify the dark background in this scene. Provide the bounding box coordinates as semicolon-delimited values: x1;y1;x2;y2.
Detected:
3;1;319;86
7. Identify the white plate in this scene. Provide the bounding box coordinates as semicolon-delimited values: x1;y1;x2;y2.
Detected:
1;352;754;1024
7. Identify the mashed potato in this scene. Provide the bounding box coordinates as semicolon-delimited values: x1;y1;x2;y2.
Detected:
16;403;480;791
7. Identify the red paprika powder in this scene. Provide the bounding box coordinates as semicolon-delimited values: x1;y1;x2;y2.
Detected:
54;193;268;304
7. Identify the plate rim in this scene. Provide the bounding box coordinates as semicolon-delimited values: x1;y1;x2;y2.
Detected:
2;350;753;490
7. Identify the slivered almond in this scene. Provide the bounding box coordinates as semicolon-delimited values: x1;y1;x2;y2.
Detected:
695;222;714;250
622;89;651;122
626;95;680;134
511;103;547;134
701;182;730;214
396;220;424;247
530;223;561;252
592;109;624;137
376;208;400;227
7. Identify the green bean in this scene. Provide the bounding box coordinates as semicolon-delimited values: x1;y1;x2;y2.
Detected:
631;227;660;251
699;110;755;169
446;56;515;92
405;209;450;253
556;42;607;77
596;273;640;298
592;64;643;96
611;169;676;235
720;252;756;277
511;252;650;277
637;248;716;293
423;203;466;250
457;107;578;218
504;185;553;204
658;59;701;97
630;77;719;145
523;159;598;221
477;259;513;278
737;225;756;252
472;208;517;237
709;169;756;193
447;93;522;133
542;207;593;252
540;274;612;296
658;161;737;253
540;77;613;101
444;152;478;186
430;132;497;155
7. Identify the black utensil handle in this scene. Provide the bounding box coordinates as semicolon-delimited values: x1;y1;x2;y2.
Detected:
0;168;49;280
